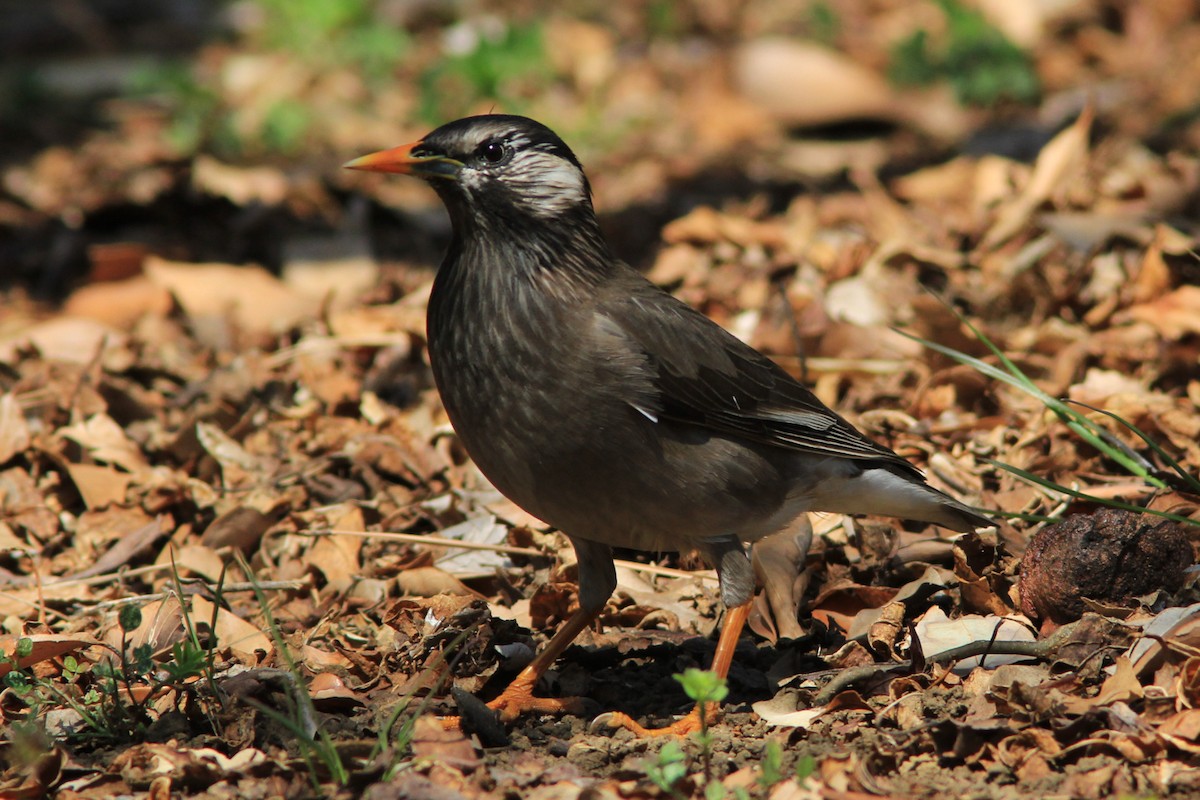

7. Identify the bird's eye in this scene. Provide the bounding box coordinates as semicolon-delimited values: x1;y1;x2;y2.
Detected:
478;141;507;164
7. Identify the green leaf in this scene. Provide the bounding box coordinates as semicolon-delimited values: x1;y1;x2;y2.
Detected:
887;0;1038;105
5;671;31;692
759;738;783;786
895;301;1182;492
795;753;817;784
646;739;689;792
675;668;728;705
119;604;143;633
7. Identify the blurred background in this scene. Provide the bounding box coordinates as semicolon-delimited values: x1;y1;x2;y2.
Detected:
0;0;1196;297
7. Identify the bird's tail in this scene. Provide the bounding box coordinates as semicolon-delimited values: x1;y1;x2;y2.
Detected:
813;464;994;532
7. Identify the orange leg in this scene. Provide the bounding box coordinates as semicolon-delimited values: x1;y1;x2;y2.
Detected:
599;600;752;736
444;604;601;728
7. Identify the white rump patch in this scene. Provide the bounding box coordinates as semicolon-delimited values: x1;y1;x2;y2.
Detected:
808;467;950;525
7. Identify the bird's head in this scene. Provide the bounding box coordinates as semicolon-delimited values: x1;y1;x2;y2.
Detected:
345;115;596;229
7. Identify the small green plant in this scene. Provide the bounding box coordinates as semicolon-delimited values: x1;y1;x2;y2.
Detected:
676;669;729;791
129;61;232;156
676;668;728;727
646;1;683;38
4;607;151;743
238;552;350;791
2;565;225;748
645;738;690;799
805;2;841;45
889;0;1039;106
253;0;409;84
131;0;408;158
795;753;817;785
758;738;784;788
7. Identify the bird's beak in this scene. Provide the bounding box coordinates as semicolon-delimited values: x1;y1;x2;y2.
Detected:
343;142;462;179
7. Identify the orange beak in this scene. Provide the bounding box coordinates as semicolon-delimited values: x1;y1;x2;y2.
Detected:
343;142;462;179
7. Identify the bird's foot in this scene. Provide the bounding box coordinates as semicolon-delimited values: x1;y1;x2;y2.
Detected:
441;679;588;731
591;702;716;737
486;686;588;722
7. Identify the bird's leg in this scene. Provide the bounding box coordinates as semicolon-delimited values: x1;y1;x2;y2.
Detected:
444;536;617;729
601;536;755;736
600;600;752;736
479;604;600;721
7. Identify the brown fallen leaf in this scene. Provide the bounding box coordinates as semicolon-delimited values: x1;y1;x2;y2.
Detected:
750;516;813;642
0;633;102;678
309;672;365;710
191;595;271;664
983;105;1094;249
168;544;230;583
144;255;317;334
1120;284;1200;340
307;507;365;593
63;275;174;330
396;566;482;598
0;315;129;367
0;393;31;463
732;39;902;128
808;581;898;634
64;463;133;509
201;506;275;554
191;154;289;206
57;412;151;474
409;714;481;772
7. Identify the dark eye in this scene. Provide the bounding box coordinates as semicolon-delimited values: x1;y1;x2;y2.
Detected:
478;141;507;164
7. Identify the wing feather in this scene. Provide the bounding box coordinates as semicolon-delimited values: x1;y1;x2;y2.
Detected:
599;275;922;478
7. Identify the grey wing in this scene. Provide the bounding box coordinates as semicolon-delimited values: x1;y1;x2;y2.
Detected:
595;274;924;479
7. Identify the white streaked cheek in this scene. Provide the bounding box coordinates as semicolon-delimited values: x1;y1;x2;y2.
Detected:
512;157;586;217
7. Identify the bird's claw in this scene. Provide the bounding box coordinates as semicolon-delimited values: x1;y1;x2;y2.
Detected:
589;706;707;737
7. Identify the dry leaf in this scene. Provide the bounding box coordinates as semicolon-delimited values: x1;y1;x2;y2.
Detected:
750;516;813;641
0;316;130;367
983;106;1094;248
0;392;31;463
0;634;101;678
913;607;1036;671
1121;285;1200;339
191;595;272;664
144;255;316;333
733;39;897;127
63;276;174;330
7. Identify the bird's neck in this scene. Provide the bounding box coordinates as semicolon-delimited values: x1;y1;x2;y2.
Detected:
448;205;617;289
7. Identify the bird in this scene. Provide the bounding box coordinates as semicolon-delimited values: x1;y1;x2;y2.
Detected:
345;114;993;736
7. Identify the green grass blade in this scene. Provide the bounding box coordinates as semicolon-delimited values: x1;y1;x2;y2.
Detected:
1065;399;1200;494
990;460;1200;527
1062;420;1166;487
897;296;1176;490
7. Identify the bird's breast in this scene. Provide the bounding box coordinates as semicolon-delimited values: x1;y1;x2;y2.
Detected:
426;260;616;504
424;255;800;552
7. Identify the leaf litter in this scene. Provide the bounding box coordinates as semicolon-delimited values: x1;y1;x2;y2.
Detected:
2;2;1200;798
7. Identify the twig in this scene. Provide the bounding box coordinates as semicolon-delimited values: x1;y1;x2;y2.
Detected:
307;529;721;582
84;579;312;613
305;528;544;556
813;619;1095;705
